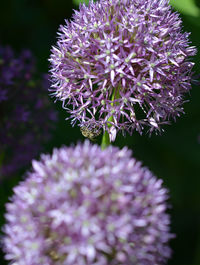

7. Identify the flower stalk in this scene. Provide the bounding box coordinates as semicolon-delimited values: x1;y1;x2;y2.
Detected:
101;86;119;149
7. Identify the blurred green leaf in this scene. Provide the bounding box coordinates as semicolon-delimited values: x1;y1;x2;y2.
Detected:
73;0;90;6
170;0;199;17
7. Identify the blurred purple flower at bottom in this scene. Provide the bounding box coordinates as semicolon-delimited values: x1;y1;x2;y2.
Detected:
0;46;57;178
3;141;173;265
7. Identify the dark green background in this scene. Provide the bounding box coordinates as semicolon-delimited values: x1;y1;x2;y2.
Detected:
0;0;200;264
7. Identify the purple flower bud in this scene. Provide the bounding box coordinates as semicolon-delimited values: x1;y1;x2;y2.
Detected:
49;0;196;140
0;46;57;178
3;141;173;265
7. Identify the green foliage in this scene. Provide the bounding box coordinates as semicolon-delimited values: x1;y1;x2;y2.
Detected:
73;0;90;6
170;0;199;17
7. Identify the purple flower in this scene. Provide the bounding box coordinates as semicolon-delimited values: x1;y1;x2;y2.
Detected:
0;46;57;178
49;0;196;141
3;141;173;265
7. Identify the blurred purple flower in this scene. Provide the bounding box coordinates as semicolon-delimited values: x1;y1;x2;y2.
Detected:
3;141;173;265
0;46;57;178
50;0;196;141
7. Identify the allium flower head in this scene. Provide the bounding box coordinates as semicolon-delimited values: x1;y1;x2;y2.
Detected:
3;141;173;265
0;46;57;177
50;0;196;140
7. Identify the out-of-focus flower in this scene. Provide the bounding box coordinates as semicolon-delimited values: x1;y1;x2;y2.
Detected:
49;0;196;141
3;141;173;265
0;46;57;178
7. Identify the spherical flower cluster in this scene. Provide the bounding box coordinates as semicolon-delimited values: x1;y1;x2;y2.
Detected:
3;141;173;265
0;46;57;178
49;0;196;141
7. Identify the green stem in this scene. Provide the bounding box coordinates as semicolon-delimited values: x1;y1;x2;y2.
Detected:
101;130;111;150
101;86;119;149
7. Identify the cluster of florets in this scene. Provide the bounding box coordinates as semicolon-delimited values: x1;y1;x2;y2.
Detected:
3;141;172;265
0;46;57;177
49;0;196;140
